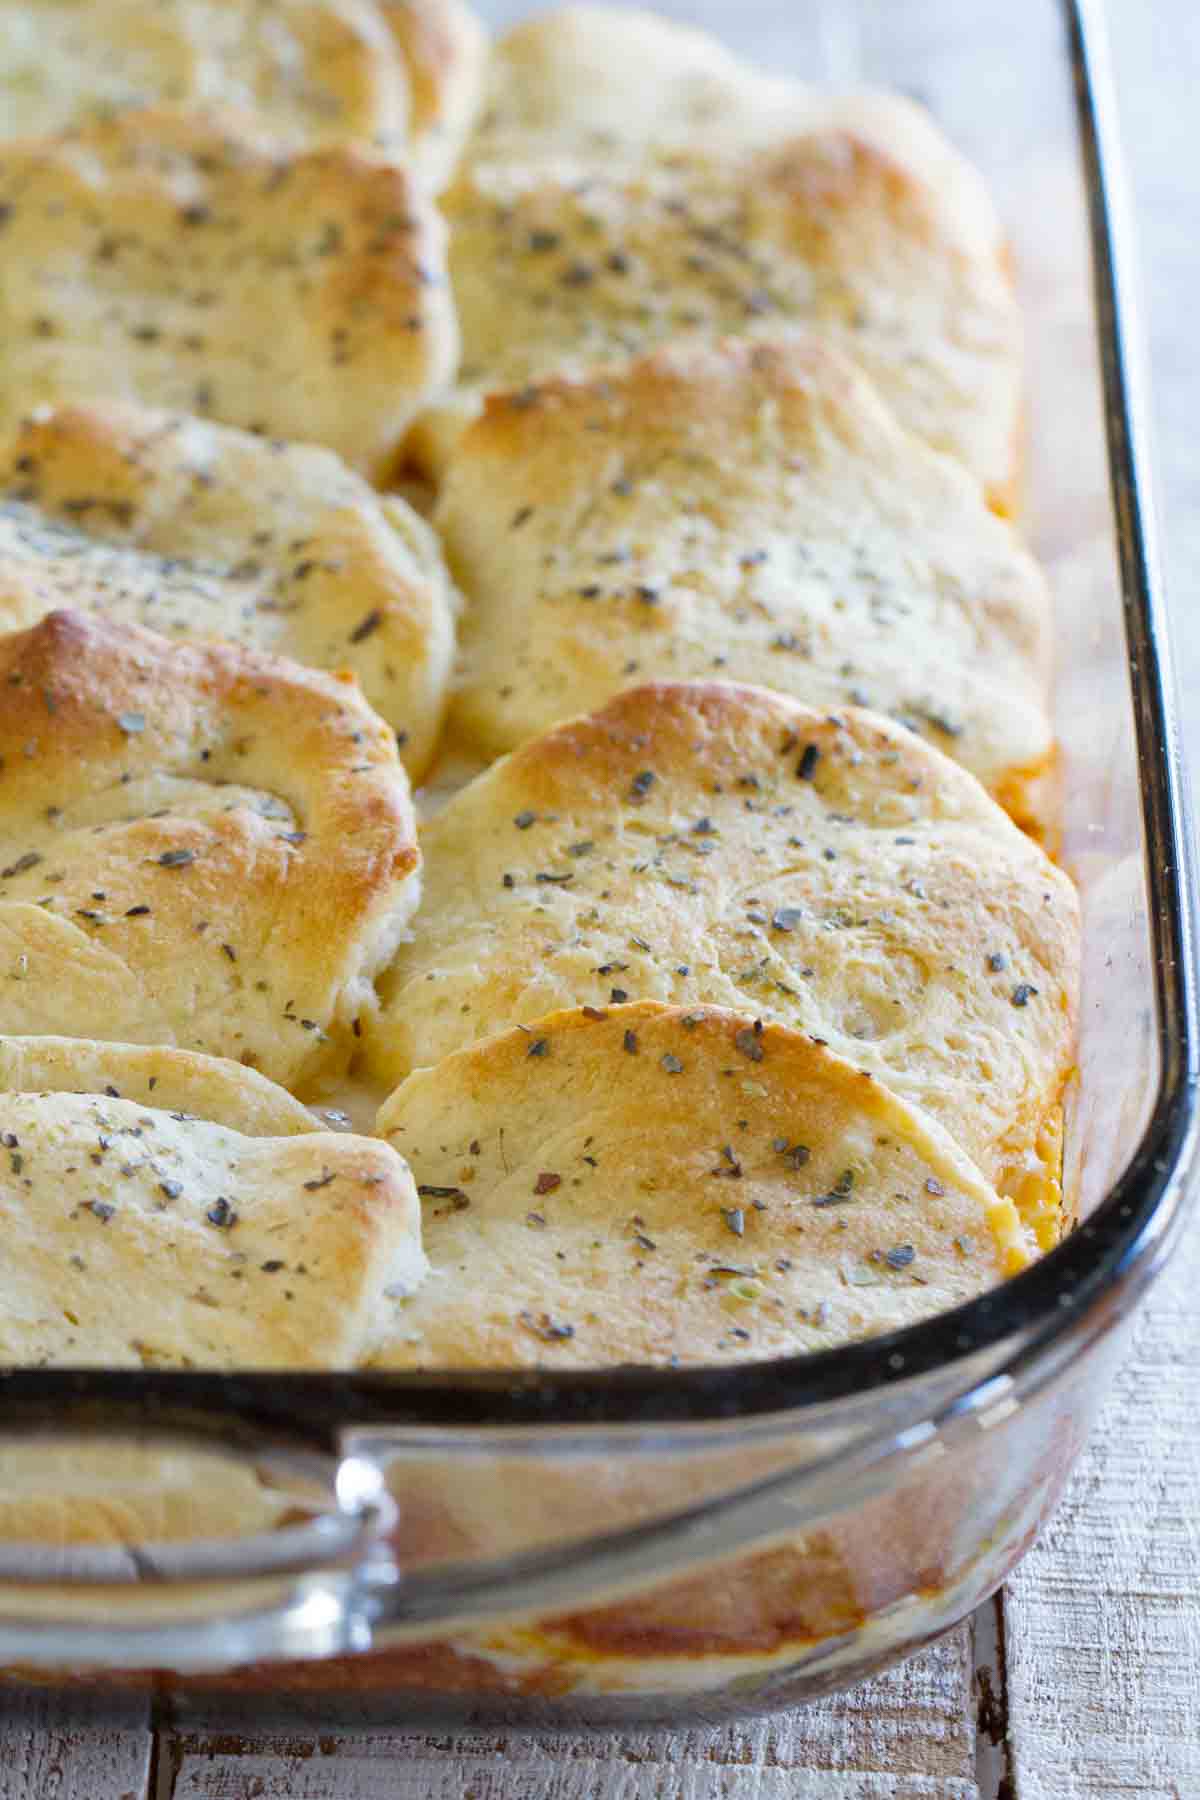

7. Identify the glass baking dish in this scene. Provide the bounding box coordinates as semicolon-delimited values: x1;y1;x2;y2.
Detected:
0;0;1194;1728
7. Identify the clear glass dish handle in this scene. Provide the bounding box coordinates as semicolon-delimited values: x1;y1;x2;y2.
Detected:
0;1436;400;1672
0;1374;1012;1673
0;1196;1163;1677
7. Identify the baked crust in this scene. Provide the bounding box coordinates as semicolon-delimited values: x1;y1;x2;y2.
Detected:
0;107;458;475
0;1036;317;1137
0;1034;426;1368
374;1000;1034;1369
428;12;1019;504
367;682;1078;1219
435;335;1050;809
382;0;488;188
0;402;458;778
0;0;486;190
0;610;420;1092
469;1;812;161
0;1441;295;1548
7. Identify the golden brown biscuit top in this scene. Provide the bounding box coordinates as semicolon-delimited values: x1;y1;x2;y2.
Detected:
0;0;486;189
436;335;1049;810
471;2;802;160
375;1001;1033;1369
0;1037;427;1368
368;681;1079;1213
0;1035;318;1138
0;401;457;778
441;36;1018;503
0;610;420;1091
0;107;458;473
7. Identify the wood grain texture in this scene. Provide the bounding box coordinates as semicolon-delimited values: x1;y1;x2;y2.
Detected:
173;1765;975;1800
1003;1221;1200;1800
0;1688;151;1800
168;1629;977;1797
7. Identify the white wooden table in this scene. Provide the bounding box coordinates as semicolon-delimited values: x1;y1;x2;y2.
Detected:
2;2;1198;1794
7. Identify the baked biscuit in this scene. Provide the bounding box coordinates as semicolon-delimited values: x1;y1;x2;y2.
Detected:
0;610;420;1093
0;403;458;778
0;1035;426;1368
367;683;1078;1238
0;1036;317;1138
385;0;489;189
470;3;844;162
0;1441;296;1546
432;40;1019;505
374;1002;1035;1368
0;108;457;476
0;0;486;190
436;337;1051;815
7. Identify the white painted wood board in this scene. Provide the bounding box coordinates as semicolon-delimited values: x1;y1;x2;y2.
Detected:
0;1688;152;1800
169;1628;976;1798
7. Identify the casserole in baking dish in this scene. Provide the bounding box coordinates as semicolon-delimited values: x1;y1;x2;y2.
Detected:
0;0;1192;1724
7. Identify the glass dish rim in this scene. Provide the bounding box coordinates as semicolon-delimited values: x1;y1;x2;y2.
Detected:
0;0;1194;1452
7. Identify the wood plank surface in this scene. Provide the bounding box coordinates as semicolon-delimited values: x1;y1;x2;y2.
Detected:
173;1765;976;1800
169;1627;976;1798
168;1628;977;1797
0;1689;152;1800
1003;1219;1200;1800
